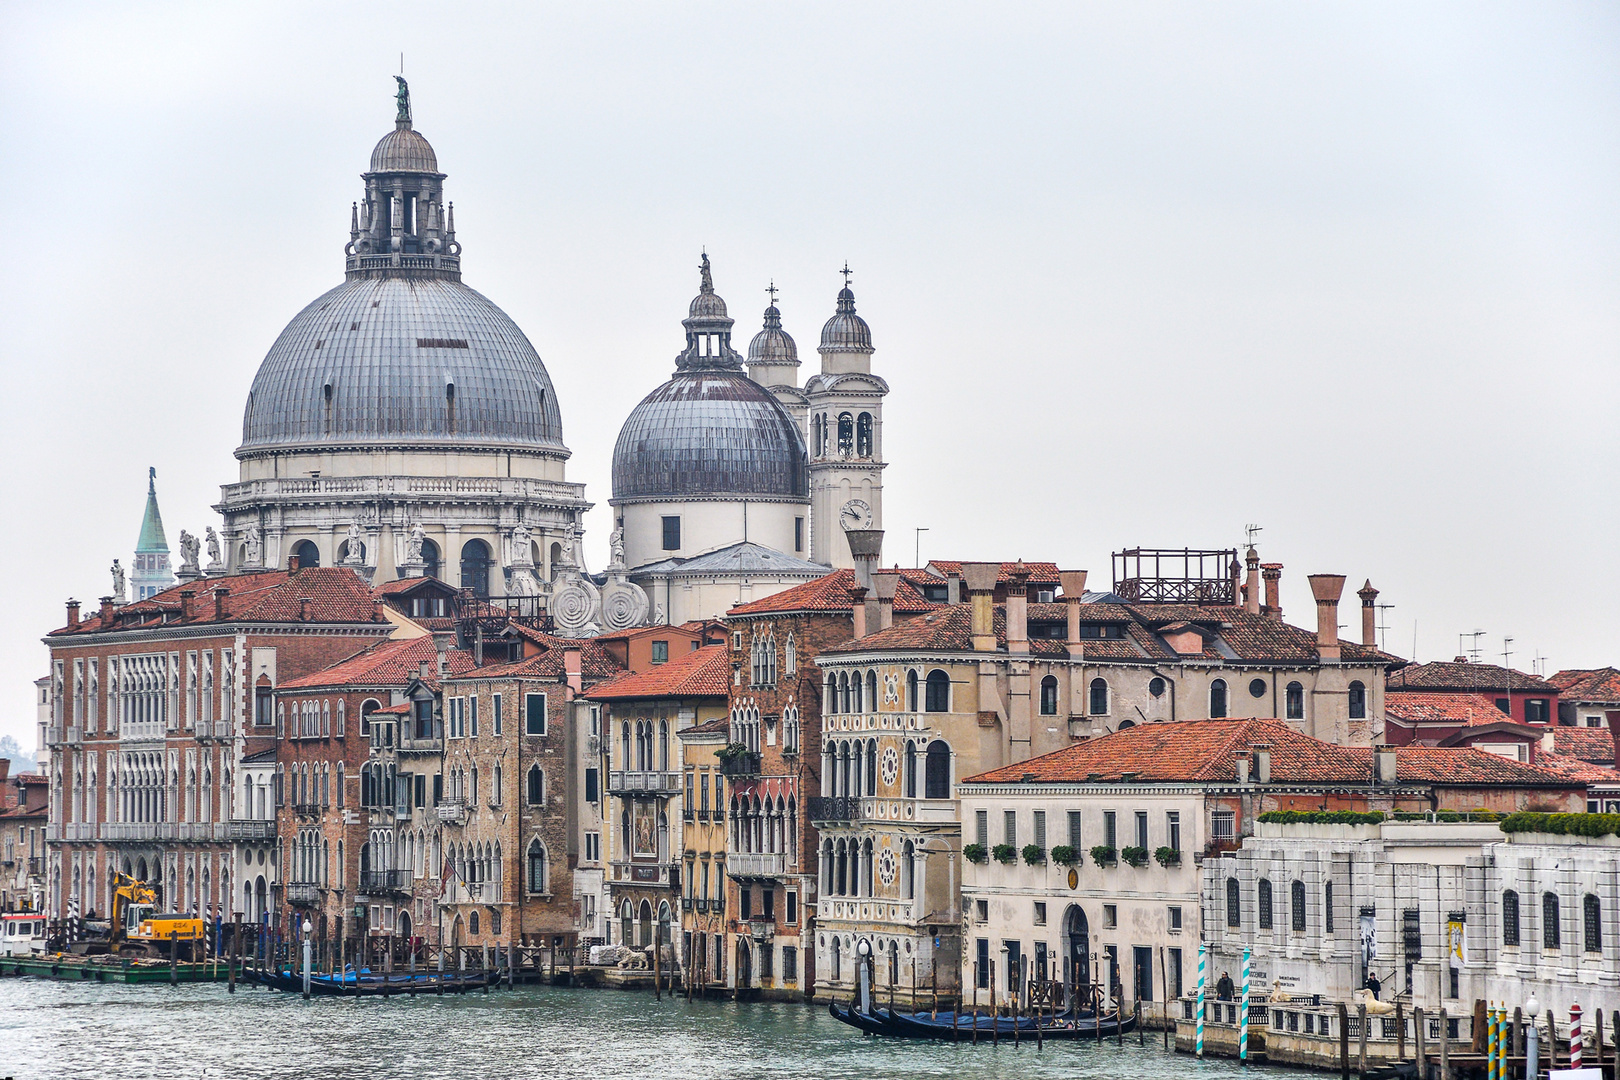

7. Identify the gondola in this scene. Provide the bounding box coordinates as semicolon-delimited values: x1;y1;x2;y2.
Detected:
828;997;1134;1041
243;965;492;996
828;1000;892;1035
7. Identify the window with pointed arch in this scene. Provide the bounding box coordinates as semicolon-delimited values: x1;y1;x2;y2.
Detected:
784;633;796;676
1210;679;1229;719
1285;682;1305;720
527;841;547;894
1039;675;1059;716
527;765;545;806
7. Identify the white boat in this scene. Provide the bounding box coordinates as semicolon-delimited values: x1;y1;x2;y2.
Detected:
1;913;47;956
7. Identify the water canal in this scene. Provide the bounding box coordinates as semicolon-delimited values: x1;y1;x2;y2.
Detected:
0;979;1321;1080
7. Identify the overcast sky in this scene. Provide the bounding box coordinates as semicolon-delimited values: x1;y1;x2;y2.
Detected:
2;2;1616;747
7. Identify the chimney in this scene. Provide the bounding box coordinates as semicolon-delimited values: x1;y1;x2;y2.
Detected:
66;599;80;629
1357;580;1379;648
946;571;962;606
1234;752;1251;785
1307;574;1347;661
432;630;453;675
871;571;900;631
99;596;114;623
214;587;229;621
849;586;869;640
845;529;884;592
288;554;301;573
180;589;196;621
962;563;1000;652
418;660;432;681
1261;563;1283;621
1060;570;1089;658
297;597;312;622
563;646;583;696
1252;744;1272;783
1005;561;1030;655
1374;744;1398;785
1244;548;1261;614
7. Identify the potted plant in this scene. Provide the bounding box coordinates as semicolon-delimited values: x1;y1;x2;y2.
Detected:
992;843;1018;865
716;742;751;763
1121;845;1149;867
1153;846;1181;867
1021;844;1046;866
1050;845;1080;866
963;843;988;865
1090;845;1117;867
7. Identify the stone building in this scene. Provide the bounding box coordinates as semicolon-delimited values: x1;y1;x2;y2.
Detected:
591;645;731;962
42;567;393;924
1550;667;1620;729
2;765;47;912
678;717;729;989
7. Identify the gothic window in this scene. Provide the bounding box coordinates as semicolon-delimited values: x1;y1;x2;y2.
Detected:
1040;676;1058;715
527;841;546;894
1089;678;1109;716
924;670;950;713
459;539;492;598
784;633;796;676
1285;682;1305;719
527;765;544;806
1210;679;1229;719
292;540;320;569
1348;681;1367;719
924;741;951;799
856;413;873;457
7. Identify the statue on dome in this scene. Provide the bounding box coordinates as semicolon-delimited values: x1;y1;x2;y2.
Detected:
699;251;713;292
394;76;411;124
110;559;126;602
608;526;626;568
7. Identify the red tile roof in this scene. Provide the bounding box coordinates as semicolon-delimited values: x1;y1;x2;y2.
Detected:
1388;660;1556;694
493;626;627;679
279;636;475;689
1533;752;1620;784
679;716;730;737
1549;668;1620;704
962;718;1579;788
51;568;387;635
1548;727;1615;764
727;569;937;617
372;702;413;715
1385;692;1512;729
586;644;732;701
371;576;459;598
927;560;1062;585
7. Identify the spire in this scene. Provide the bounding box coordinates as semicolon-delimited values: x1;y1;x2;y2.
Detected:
136;467;169;553
348;80;458;280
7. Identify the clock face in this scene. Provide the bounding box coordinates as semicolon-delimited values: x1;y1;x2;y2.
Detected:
839;499;873;531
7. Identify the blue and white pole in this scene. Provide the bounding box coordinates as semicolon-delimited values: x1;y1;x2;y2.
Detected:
1196;944;1207;1058
1239;946;1251;1065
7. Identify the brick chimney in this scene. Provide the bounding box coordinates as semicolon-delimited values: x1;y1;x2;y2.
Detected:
179;589;196;621
99;595;115;623
1252;744;1271;783
1261;563;1283;621
1005;561;1030;656
66;598;80;629
962;563;1000;652
1307;574;1346;661
1234;751;1251;785
1357;579;1379;648
1244;548;1261;614
1060;570;1089;658
214;587;229;621
563;647;583;696
846;529;884;635
871;571;899;631
1374;744;1398;784
850;586;869;640
946;570;962;606
298;597;312;621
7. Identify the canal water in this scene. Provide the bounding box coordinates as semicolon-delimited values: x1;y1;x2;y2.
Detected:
0;980;1316;1080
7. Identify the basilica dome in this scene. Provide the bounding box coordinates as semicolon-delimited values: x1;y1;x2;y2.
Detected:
819;286;872;352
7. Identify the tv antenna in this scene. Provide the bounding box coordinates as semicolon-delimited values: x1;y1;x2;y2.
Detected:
1244;523;1262;549
1375;602;1395;652
1501;636;1514;673
1460;630;1486;663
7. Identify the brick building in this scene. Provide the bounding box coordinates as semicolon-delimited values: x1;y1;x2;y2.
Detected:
2;765;47;911
1550;667;1620;729
1386;659;1559;726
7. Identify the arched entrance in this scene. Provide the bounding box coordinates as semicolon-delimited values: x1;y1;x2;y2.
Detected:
397;911;412;940
637;900;653;948
136;857;148;883
1064;905;1090;997
737;940;752;988
450;915;464;950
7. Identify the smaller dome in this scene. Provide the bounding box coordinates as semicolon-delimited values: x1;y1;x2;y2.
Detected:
370;124;439;173
748;305;798;365
689;290;728;319
820;286;872;352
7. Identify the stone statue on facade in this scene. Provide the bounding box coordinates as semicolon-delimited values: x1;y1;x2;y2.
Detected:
394;76;411;124
405;523;425;564
560;522;578;567
344;522;365;565
609;526;626;569
510;524;533;566
110;559;126;602
243;527;262;567
178;530;201;571
205;527;222;569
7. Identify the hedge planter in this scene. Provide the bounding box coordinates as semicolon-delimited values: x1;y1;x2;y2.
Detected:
1050;846;1080;867
963;844;988;865
1121;846;1149;868
1153;846;1181;868
992;844;1018;865
1090;845;1117;868
1022;844;1047;866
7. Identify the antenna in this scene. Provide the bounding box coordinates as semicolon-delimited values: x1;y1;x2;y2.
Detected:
400;52;405;75
1532;649;1546;678
1460;629;1487;663
1375;602;1395;652
1244;523;1262;549
914;527;929;569
1501;636;1514;673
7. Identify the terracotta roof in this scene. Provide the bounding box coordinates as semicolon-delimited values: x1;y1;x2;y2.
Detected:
1375;745;1578;787
1549;668;1620;704
927;560;1062;585
51;568;387;635
586;644;732;701
679;716;730;737
1385;692;1511;729
727;569;937;617
1548;727;1615;764
1387;661;1556;694
1533;752;1620;784
371;702;413;715
371;576;459;598
278;636;475;689
449;635;626;682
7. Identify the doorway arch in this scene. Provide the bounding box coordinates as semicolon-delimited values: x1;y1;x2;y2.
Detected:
638;899;653;948
1064;905;1091;996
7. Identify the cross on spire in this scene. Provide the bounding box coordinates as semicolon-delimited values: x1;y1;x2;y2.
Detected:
766;280;779;306
841;262;853;288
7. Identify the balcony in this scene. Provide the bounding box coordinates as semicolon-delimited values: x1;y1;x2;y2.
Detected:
727;852;787;879
397;721;443;754
359;870;411;895
681;897;694;912
437;800;466;825
609;860;680;889
608;770;682;796
747;915;775;942
293;802;322;818
718;752;761;779
286;882;320;907
226;819;277;842
27;857;42;877
807;796;865;823
694;898;709;914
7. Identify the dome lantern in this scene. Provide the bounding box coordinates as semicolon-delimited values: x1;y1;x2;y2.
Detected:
345;77;461;281
676;253;742;372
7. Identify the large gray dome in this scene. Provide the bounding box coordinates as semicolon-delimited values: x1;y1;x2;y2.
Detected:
239;276;565;454
612;371;808;503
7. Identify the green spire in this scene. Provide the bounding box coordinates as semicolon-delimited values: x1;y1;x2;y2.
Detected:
135;467;169;553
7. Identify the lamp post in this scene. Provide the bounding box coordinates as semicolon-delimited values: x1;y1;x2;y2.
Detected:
301;917;313;1000
856;938;873;1016
1526;995;1540;1080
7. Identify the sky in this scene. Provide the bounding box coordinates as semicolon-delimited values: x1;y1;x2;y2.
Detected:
1;2;1616;747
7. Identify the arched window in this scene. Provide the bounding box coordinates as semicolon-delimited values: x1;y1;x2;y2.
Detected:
1210;679;1229;719
1585;894;1602;953
866;741;877;797
904;742;917;799
459;539;492;598
1291;880;1306;932
924;670;950;713
856;413;873;457
659;720;669;772
1227;878;1241;928
1040;676;1059;716
527;841;546;894
825;675;837;714
469;911;480;936
906;670;919;712
1285;682;1304;720
901;840;915;900
866;671;878;713
1088;678;1108;716
1348;681;1367;720
924;741;951;799
1502;890;1520;946
420;538;441;580
838;673;850;714
851;672;863;713
1257;878;1273;929
1543;892;1561;949
292;540;320;568
837;412;853;455
527;765;544;806
621;721;631;769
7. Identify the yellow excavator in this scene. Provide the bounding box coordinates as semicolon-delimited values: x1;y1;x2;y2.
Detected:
70;873;206;960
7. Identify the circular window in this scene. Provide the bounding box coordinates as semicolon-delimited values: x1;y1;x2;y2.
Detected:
1249;678;1267;699
1148;678;1166;698
880;747;900;786
878;850;897;886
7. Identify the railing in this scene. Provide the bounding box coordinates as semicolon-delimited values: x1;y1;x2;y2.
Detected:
681;897;694;912
345;251;461;274
437;800;466;824
747;916;775;941
293;802;322;817
397;724;443;753
359;870;411;895
27;857;42;876
610;861;679;889
807;796;864;823
227;819;277;841
718;753;761;779
286;882;320;906
694;898;709;914
608;770;682;795
727;852;787;878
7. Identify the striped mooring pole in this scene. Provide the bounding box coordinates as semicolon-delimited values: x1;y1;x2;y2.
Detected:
1240;946;1251;1065
1487;1005;1499;1080
1196;944;1207;1058
1572;1003;1584;1069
